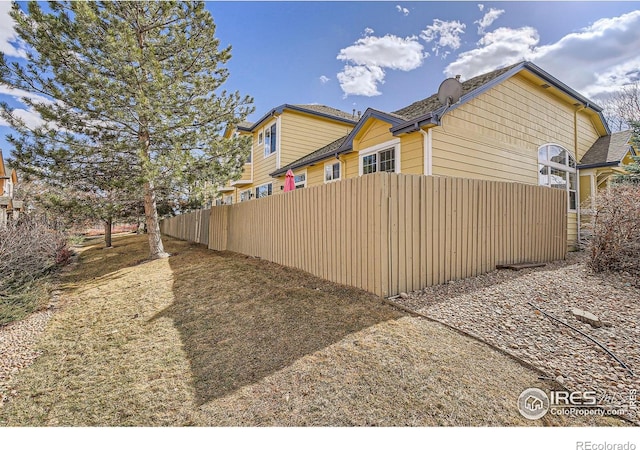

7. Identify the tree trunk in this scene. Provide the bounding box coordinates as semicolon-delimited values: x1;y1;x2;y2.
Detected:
104;218;113;248
144;180;169;259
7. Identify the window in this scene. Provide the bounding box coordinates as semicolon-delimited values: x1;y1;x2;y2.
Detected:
258;132;263;145
360;144;398;175
223;194;233;205
255;183;273;199
264;123;277;157
325;162;341;182
538;144;577;210
240;189;251;202
294;173;306;189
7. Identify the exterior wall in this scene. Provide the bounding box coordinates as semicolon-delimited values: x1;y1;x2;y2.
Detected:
280;110;353;163
221;110;354;202
430;74;600;182
429;73;603;249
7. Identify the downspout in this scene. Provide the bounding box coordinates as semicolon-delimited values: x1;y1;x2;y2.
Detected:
419;129;433;176
574;104;586;247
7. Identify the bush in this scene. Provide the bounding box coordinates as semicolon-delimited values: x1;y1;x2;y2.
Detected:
0;215;70;325
586;184;640;276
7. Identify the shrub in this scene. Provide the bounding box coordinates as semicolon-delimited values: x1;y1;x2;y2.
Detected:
586;184;640;276
0;215;70;325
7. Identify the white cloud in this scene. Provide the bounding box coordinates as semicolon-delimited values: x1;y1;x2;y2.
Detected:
396;5;409;16
337;34;424;71
363;27;375;37
445;27;538;79
336;32;426;97
420;19;466;57
319;75;330;84
444;10;640;100
337;65;385;97
0;106;45;129
0;2;27;58
478;4;485;12
0;85;53;106
475;8;505;35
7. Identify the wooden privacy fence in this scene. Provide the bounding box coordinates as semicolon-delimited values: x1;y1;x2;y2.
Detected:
160;174;567;297
160;208;210;247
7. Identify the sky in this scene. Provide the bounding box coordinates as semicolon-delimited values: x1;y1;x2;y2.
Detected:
1;1;640;155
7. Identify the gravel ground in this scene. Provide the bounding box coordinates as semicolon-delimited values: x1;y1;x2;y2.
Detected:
0;308;53;406
394;252;640;425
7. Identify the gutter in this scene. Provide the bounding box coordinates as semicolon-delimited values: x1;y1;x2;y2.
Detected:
577;161;620;170
270;146;352;177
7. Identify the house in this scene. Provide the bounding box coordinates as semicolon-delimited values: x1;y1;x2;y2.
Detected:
578;129;637;208
0;151;19;228
266;61;613;250
218;104;358;204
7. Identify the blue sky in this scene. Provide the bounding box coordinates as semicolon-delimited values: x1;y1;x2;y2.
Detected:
1;1;640;153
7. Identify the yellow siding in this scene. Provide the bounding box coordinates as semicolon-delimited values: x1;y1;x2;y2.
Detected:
280;110;353;163
431;74;600;182
224;110;354;201
576;112;600;161
307;163;325;187
428;73;601;250
400;132;423;175
622;151;635;166
354;119;394;150
579;174;593;206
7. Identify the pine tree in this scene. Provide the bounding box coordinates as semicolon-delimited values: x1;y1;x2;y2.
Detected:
613;121;640;186
0;1;253;258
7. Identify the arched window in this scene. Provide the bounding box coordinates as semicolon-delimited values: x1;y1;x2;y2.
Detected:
538;144;577;211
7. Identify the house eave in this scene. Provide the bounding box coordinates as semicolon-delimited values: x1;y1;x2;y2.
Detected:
241;104;357;132
577;161;620;170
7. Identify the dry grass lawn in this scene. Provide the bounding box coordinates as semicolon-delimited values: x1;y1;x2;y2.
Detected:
0;234;627;426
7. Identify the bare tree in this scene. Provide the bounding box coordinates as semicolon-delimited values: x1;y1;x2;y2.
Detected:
602;82;640;131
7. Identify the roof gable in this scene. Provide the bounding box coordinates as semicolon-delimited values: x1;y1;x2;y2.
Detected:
238;104;358;133
579;130;633;167
390;61;610;135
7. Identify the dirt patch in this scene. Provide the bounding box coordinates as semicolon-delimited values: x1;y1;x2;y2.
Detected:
0;235;627;426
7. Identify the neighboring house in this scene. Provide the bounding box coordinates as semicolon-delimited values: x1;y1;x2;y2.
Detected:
578;129;637;208
268;61;612;250
0;151;23;228
219;104;358;204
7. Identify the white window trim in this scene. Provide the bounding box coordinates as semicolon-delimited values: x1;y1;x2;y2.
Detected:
263;120;278;160
358;138;401;176
276;115;282;169
255;182;273;199
538;143;577;212
239;189;251;202
324;160;342;184
294;169;307;189
420;129;432;176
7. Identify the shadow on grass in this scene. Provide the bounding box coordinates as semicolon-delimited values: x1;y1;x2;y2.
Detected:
155;243;405;405
61;234;150;288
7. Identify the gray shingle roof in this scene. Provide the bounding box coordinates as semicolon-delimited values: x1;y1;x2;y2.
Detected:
292;104;359;122
579;130;633;166
392;63;521;121
240;104;358;132
271;136;349;177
